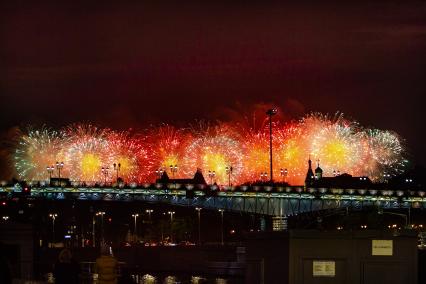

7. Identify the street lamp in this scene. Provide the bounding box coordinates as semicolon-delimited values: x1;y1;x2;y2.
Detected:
195;207;202;245
56;161;64;179
170;165;178;179
208;171;216;185
383;173;391;183
218;209;224;245
168;211;175;243
225;166;233;187
92;215;96;248
155;168;164;180
266;108;277;182
132;214;139;240
146;209;153;223
379;209;409;228
96;211;106;245
113;163;121;182
49;213;58;245
46;165;54;180
280;168;288;183
101;166;109;184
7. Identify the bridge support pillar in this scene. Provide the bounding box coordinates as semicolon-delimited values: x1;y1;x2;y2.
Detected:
272;216;288;231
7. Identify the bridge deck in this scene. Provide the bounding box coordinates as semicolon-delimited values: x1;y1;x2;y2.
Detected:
1;184;425;216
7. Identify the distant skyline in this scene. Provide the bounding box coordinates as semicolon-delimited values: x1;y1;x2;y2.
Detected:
1;2;425;171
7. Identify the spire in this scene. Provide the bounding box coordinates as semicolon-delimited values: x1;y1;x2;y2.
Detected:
315;159;323;179
305;156;315;186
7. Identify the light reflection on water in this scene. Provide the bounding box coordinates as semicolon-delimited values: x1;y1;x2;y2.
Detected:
131;273;230;284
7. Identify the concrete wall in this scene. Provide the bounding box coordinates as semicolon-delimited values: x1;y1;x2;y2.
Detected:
244;230;418;284
289;230;418;284
0;223;35;280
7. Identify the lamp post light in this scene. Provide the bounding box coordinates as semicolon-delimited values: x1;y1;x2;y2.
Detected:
260;172;268;181
146;209;153;223
132;214;139;241
168;211;175;243
96;211;106;245
170;165;178;179
225;166;233;187
383;173;391;183
218;209;224;245
101;166;109;184
208;171;216;185
280;168;288;183
49;213;58;245
56;161;64;179
155;168;164;180
46;165;54;181
266;108;277;182
195;207;202;245
113;163;121;183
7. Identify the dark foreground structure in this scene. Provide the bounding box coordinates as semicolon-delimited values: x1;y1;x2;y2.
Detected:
245;230;418;284
0;223;421;283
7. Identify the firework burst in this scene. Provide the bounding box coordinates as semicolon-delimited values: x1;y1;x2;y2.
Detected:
182;124;243;185
13;111;408;185
15;127;64;181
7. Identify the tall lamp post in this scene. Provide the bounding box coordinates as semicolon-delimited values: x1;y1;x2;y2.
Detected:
47;165;54;181
168;211;175;243
266;108;277;182
280;168;288;183
92;215;96;248
218;209;224;245
225;166;233;187
208;171;216;185
146;209;153;223
56;161;64;179
155;168;164;181
170;165;178;178
49;213;58;246
96;211;106;245
195;207;202;245
113;163;121;183
132;213;139;241
101;166;109;184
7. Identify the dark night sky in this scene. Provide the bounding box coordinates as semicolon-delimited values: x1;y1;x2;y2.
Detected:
1;2;426;172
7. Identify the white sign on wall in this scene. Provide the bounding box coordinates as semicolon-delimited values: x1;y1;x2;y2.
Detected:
313;261;335;277
372;240;393;256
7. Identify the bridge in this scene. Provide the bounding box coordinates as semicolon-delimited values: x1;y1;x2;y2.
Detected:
1;182;425;216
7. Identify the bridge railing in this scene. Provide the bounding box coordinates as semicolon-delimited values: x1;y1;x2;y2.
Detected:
1;180;425;199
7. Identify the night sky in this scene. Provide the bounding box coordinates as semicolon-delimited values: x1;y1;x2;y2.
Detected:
1;2;425;178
